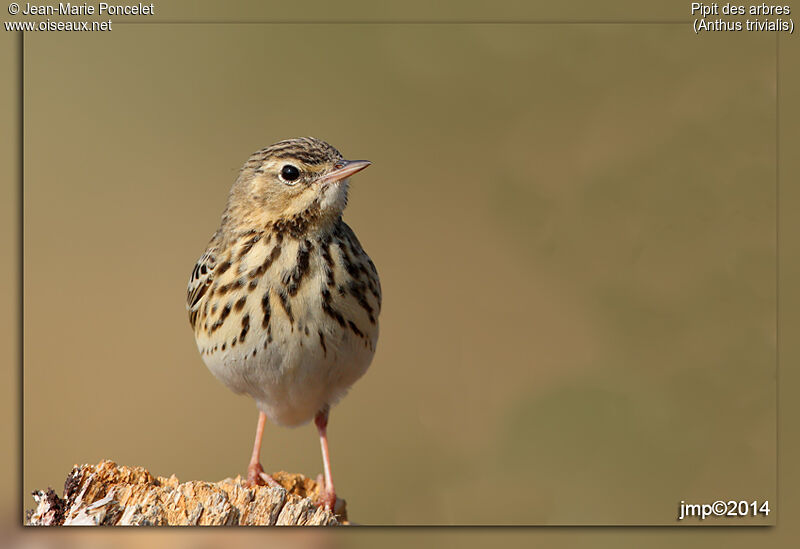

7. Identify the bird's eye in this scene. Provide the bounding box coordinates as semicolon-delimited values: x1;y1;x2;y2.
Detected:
280;164;301;184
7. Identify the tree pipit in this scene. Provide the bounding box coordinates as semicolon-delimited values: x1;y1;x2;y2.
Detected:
187;138;381;511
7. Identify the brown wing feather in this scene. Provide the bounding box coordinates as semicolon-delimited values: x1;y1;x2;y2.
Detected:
187;242;219;329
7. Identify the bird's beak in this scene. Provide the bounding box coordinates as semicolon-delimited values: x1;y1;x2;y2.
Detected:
320;160;371;184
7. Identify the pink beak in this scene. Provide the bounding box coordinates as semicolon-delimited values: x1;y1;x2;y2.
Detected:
319;160;371;184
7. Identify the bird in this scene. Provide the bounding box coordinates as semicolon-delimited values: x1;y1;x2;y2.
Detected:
186;137;381;512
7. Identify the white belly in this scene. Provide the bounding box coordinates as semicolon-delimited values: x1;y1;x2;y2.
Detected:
201;316;376;426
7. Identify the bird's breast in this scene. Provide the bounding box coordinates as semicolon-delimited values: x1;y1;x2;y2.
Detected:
191;222;381;425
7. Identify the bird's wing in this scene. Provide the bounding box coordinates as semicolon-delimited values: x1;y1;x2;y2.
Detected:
187;243;218;329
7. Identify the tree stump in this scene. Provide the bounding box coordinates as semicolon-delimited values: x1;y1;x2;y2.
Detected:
26;460;347;526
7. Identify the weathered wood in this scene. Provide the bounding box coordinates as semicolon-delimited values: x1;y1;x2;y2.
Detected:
26;460;347;526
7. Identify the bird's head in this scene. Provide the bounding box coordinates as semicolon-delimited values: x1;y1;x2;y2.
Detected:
225;137;370;231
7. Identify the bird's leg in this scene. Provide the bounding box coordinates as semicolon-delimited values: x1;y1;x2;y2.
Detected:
246;411;281;489
314;406;337;511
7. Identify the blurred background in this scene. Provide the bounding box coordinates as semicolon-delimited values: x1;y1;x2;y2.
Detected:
17;20;777;526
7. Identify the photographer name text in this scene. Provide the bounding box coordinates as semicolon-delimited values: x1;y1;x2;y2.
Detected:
19;2;153;15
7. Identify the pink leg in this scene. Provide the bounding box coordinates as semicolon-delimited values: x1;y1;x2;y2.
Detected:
315;407;337;511
246;411;280;489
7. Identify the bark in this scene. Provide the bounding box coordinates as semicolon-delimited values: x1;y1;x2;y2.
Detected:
26;460;346;526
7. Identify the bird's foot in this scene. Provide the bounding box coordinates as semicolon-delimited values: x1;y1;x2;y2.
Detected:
315;473;337;512
246;462;281;489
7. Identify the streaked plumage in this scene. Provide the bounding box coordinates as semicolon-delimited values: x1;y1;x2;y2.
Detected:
187;137;380;512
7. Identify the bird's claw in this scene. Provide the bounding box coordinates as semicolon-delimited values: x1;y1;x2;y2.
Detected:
246;462;280;489
315;473;337;512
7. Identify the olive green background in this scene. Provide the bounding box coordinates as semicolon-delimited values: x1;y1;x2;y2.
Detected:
1;0;797;540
